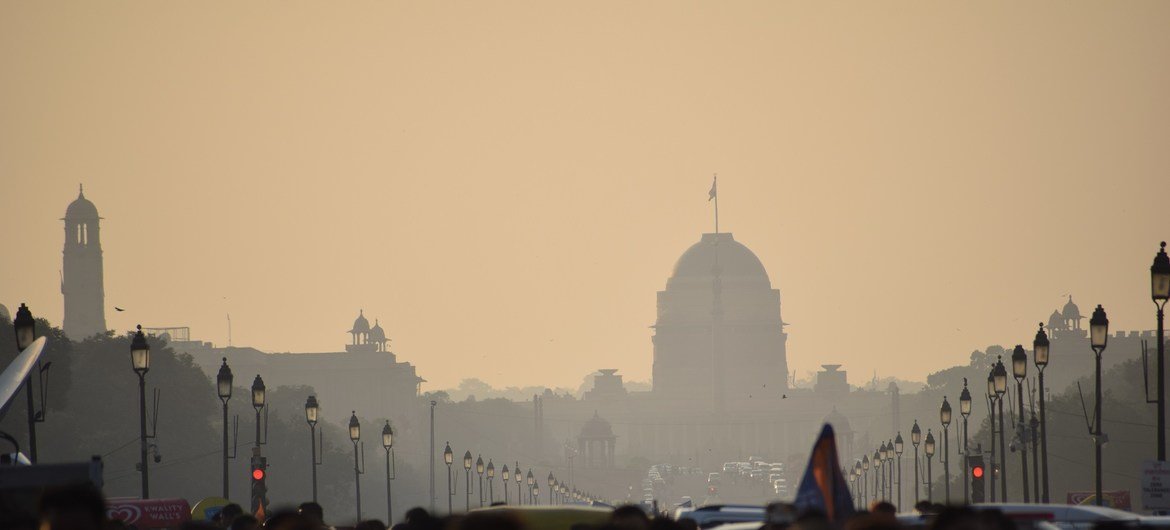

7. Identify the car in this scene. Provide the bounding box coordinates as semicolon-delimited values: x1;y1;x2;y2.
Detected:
708;472;721;484
898;503;1139;530
676;504;766;529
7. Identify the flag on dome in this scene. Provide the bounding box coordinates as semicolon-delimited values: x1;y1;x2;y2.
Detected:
794;423;855;523
708;176;717;201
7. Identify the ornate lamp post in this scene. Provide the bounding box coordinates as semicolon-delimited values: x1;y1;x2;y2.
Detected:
14;304;41;463
986;370;997;502
444;443;454;513
216;358;233;499
1034;322;1051;502
1012;344;1030;502
923;430;935;502
526;469;535;504
911;420;921;503
852;461;861;508
875;446;885;500
131;325;152;499
463;451;473;511
383;421;396;523
993;356;1008;501
1152;242;1169;462
305;395;321;502
1090;305;1109;506
251;375;266;448
894;433;904;508
501;464;511;504
476;455;485;507
862;455;870;506
959;379;972;504
350;412;364;520
486;460;496;504
940;396;952;502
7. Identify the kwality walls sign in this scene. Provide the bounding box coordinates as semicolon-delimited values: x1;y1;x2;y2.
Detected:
107;498;191;528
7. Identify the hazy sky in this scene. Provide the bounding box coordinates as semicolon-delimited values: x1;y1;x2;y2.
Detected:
2;2;1168;391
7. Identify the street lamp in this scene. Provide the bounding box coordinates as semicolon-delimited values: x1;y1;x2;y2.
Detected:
1090;304;1109;506
216;358;233;499
131;325;151;499
548;472;555;505
14;303;43;464
853;461;863;508
924;430;936;502
1152;242;1169;463
1034;322;1051;503
1012;344;1030;503
486;460;496;504
444;443;454;513
862;455;870;507
940;396;952;502
515;461;523;505
476;455;485;507
911;420;921;504
993;356;1008;501
305;395;321;502
986;369;997;502
251;375;266;448
383;421;396;523
894;433;904;508
350;411;364;520
463;451;473;511
526;469;535;505
874;446;883;501
501;464;510;504
959;379;972;504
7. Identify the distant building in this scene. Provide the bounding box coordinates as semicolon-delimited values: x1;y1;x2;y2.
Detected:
62;186;108;340
815;365;849;397
652;232;788;410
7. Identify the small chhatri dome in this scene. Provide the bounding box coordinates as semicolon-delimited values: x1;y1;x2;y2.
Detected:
1061;296;1082;320
65;184;100;219
1047;310;1064;330
580;411;614;438
369;319;386;342
350;310;370;334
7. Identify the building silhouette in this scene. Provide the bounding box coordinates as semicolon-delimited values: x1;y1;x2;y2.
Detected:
61;186;108;340
652;232;789;409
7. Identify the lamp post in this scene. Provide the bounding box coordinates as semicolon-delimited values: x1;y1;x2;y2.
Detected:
515;462;523;505
251;375;266;448
1034;323;1051;502
1030;413;1040;502
1090;304;1109;506
911;420;921;504
131;325;151;499
987;370;997;502
960;379;972;505
993;356;1008;501
1151;242;1169;462
526;469;535;505
894;433;904;508
1012;345;1030;503
862;455;870;506
13;303;39;463
463;451;473;511
350;411;363;520
487;460;496;504
216;358;233;499
444;443;454;513
924;430;935;502
430;400;437;512
548;472;556;505
476;455;485;507
853;461;862;508
940;396;952;503
874;447;883;500
383;421;395;524
305;395;320;502
501;464;510;504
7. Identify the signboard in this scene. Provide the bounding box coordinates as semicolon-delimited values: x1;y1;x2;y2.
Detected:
1066;490;1132;510
107;498;191;528
1143;460;1170;510
190;497;230;522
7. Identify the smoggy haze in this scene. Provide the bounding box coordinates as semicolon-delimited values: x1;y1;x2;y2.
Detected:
1;1;1168;391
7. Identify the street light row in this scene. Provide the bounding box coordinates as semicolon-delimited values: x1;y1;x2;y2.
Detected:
438;442;595;512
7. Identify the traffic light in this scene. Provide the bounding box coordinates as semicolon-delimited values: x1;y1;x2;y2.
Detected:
969;454;985;503
250;451;269;516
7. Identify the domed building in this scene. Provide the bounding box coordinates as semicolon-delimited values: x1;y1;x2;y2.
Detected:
577;412;616;468
652;232;788;410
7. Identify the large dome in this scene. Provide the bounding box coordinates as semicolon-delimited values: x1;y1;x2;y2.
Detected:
65;187;100;219
669;233;770;286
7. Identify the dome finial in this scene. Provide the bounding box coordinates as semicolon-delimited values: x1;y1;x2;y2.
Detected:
79;183;84;196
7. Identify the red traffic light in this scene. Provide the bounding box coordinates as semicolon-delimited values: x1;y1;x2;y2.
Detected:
252;468;265;481
972;466;984;478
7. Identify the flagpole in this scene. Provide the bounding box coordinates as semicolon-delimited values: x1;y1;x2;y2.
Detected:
713;174;719;234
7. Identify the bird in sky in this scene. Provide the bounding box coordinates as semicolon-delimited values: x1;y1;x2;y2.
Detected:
115;307;125;312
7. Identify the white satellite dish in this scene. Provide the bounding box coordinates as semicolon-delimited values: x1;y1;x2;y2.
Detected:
0;336;46;421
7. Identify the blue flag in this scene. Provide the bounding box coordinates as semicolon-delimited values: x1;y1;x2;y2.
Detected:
794;424;856;523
